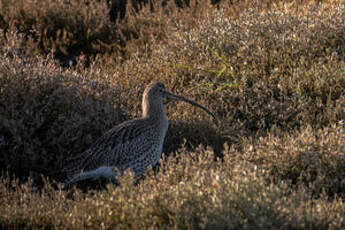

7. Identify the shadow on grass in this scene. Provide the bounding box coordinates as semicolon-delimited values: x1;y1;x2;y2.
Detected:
164;120;228;158
0;70;125;189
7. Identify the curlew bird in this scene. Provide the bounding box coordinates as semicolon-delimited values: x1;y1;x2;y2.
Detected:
62;81;216;186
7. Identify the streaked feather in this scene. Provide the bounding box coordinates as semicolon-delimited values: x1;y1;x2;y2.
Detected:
62;118;165;184
61;81;215;186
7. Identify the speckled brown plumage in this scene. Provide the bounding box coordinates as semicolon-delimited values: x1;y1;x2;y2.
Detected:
62;81;216;185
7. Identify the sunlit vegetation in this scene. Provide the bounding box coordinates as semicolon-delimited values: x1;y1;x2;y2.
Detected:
0;0;344;229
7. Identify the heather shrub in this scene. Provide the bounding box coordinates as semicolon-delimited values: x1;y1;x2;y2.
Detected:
226;123;345;198
1;138;345;229
0;0;345;229
0;0;221;65
0;32;124;176
147;0;345;134
0;0;123;64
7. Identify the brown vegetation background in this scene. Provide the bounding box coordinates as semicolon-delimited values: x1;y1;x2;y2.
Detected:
0;0;344;229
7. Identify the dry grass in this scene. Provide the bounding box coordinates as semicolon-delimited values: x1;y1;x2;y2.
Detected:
0;0;345;229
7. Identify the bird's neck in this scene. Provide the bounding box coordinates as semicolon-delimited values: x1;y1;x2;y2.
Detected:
142;97;168;123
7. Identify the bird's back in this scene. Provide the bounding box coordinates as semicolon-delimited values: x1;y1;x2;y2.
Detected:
62;117;168;184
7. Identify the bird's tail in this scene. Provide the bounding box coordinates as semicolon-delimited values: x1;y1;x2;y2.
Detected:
60;152;90;183
62;166;117;188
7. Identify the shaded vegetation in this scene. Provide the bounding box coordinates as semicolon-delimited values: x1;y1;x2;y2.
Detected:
0;0;345;229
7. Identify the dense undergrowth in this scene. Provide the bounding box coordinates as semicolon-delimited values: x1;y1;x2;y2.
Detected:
0;0;345;229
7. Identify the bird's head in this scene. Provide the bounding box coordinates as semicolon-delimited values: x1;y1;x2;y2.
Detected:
143;81;217;122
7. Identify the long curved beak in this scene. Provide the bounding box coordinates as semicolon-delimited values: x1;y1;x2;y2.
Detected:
164;90;217;122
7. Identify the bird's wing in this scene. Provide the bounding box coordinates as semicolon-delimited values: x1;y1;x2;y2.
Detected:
61;118;153;179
